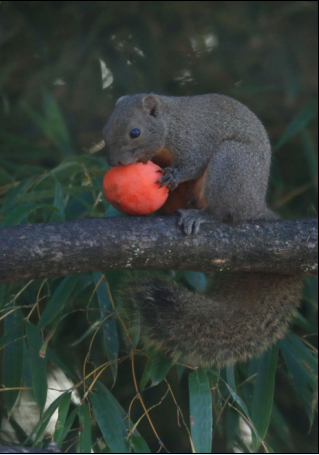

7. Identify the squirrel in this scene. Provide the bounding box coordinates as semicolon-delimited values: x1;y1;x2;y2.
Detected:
102;93;303;367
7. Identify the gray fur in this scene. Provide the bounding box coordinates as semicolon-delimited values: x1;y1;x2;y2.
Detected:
104;93;303;366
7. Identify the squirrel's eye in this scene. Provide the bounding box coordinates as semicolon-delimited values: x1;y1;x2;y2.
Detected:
130;128;140;139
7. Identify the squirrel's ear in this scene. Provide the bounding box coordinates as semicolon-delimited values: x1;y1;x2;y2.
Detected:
115;95;129;106
142;95;160;117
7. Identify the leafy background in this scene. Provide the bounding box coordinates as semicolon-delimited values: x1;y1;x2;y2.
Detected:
0;1;318;453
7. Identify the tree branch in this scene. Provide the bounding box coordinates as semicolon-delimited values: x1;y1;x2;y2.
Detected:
0;217;317;284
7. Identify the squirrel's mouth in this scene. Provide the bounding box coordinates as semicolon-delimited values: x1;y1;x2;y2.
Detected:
138;158;149;164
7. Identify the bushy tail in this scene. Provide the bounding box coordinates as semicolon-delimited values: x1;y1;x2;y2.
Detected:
120;273;303;367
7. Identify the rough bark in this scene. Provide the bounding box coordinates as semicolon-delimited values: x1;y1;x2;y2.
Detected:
0;444;62;453
0;217;317;284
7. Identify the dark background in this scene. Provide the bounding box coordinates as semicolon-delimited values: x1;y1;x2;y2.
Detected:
0;1;318;453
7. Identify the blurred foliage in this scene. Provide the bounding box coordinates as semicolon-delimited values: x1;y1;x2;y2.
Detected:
0;1;318;453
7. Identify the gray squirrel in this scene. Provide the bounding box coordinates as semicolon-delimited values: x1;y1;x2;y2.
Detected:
103;94;302;367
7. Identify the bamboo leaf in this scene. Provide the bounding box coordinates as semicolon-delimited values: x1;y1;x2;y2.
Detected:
22;92;73;156
189;369;213;454
50;179;65;222
275;99;318;150
24;393;67;446
140;357;153;391
226;383;261;445
0;203;55;227
130;434;151;453
46;347;79;384
2;308;24;414
281;333;318;382
226;364;236;391
0;166;13;184
42;90;74;156
0;176;34;213
53;392;72;445
279;334;318;426
22;339;34;401
92;272;119;382
25;320;48;415
55;406;79;447
90;381;127;454
38;275;79;330
251;346;279;449
71;273;93;299
78;402;92;453
150;352;173;386
0;283;5;310
92;380;149;453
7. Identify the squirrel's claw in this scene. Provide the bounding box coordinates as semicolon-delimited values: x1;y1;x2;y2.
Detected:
157;167;173;174
157;167;179;191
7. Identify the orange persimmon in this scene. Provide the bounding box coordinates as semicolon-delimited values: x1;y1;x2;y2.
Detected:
103;161;169;215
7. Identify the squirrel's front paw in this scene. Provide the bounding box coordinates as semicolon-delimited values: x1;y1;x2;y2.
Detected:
157;167;179;191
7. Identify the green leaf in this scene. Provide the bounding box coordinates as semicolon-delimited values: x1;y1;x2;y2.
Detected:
0;176;34;213
189;369;213;454
0;166;13;184
0;131;51;158
130;434;151;453
150;352;173;387
0;203;55;227
226;364;236;391
78;402;92;453
251;346;279;449
226;383;261;444
71;322;99;347
300;129;318;193
206;366;220;389
22;92;73;156
38;275;79;330
92;272;119;382
25;393;67;446
71;273;93;299
184;271;207;292
264;443;275;453
270;405;294;452
176;364;185;381
92;380;149;453
275;99;318;150
129;310;141;349
55;406;79;446
2;308;24;414
42;90;74;156
46;347;79;384
90;382;127;454
53;392;72;445
281;334;317;382
25;321;48;415
140;357;153;391
104;204;127;217
22;339;34;401
279;334;318;425
225;408;240;452
50;179;65;222
0;283;5;310
227;383;251;419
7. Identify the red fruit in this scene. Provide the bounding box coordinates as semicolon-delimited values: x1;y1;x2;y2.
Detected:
103;161;169;215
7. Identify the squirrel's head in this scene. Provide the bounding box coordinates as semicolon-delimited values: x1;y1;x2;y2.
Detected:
103;94;166;167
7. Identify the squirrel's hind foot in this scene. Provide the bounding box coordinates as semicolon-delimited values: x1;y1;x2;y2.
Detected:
177;209;216;234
